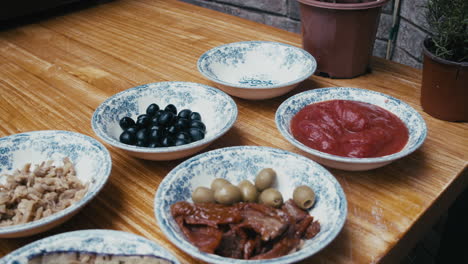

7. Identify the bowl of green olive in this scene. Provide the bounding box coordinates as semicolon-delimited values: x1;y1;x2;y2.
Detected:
154;146;347;263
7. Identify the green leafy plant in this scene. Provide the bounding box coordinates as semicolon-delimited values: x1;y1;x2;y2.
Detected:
426;0;468;62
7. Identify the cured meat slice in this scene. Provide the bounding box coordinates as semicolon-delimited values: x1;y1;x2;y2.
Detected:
238;203;289;241
215;225;248;259
175;215;223;254
250;213;300;260
243;236;262;259
171;201;242;227
250;235;301;260
305;220;321;239
282;199;309;223
282;199;321;239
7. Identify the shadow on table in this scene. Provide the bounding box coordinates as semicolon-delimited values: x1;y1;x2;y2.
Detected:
0;0;114;31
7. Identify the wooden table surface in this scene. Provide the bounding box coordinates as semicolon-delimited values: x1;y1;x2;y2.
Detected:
0;0;467;263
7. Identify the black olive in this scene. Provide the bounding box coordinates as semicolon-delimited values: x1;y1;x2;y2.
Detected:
119;131;136;145
136;128;149;142
158;111;175;126
165;104;177;115
175;118;190;129
119;117;135;130
190;120;206;132
150;116;160;126
136;115;150;128
190;112;201;121
155;110;164;118
125;126;138;134
161;136;175;147
175;132;191;142
178;109;192;119
149;127;164;141
149;124;162;130
188;128;205;141
167;125;180;135
146;103;160;116
175;138;189;146
136;140;149;147
137;114;149;120
148;142;161;148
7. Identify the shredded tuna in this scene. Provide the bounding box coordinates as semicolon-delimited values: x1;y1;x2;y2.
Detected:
28;251;174;264
0;158;88;227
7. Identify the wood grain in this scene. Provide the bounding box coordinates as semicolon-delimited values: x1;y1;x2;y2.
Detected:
0;0;467;263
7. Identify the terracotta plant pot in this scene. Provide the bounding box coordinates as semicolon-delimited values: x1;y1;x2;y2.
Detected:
298;0;389;78
421;39;468;122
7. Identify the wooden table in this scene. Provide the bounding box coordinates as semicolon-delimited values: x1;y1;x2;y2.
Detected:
0;0;467;263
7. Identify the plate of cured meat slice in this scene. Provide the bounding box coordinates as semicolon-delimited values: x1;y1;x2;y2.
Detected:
154;146;347;264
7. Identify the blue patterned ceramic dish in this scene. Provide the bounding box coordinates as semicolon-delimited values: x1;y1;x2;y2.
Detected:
197;41;316;100
275;87;427;171
154;146;347;264
1;229;180;264
91;82;237;160
0;130;111;238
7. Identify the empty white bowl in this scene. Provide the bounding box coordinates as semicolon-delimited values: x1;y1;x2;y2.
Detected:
275;87;427;171
198;41;316;100
91;82;237;161
0;130;111;238
155;146;347;264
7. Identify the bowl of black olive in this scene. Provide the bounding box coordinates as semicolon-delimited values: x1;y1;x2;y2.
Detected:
91;82;238;160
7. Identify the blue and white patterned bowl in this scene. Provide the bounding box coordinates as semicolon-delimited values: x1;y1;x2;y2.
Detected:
91;82;237;161
198;41;316;100
0;130;111;238
154;146;347;264
1;229;180;264
275;87;427;171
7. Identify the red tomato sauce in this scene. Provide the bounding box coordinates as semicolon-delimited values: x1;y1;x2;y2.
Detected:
290;100;409;158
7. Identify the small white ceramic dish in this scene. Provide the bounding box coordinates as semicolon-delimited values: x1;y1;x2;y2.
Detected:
0;130;111;238
197;41;316;100
1;229;180;264
154;146;347;264
275;87;427;171
91;82;237;161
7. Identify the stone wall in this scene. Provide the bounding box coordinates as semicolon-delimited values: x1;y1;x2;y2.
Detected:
179;0;430;69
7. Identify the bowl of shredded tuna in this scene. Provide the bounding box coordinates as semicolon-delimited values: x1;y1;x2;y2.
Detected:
0;130;111;238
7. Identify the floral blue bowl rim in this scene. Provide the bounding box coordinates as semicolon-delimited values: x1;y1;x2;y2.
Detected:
197;41;317;89
1;229;180;264
0;130;112;235
91;81;238;153
154;145;347;264
275;87;428;164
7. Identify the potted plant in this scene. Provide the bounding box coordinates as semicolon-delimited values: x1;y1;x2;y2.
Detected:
297;0;390;78
420;0;468;122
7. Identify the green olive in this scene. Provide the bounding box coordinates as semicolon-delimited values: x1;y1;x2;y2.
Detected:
255;168;277;191
214;184;241;205
191;187;215;203
210;178;231;191
259;188;283;208
293;185;316;210
238;180;258;202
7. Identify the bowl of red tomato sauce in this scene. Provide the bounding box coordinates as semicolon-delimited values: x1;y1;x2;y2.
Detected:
275;87;427;171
